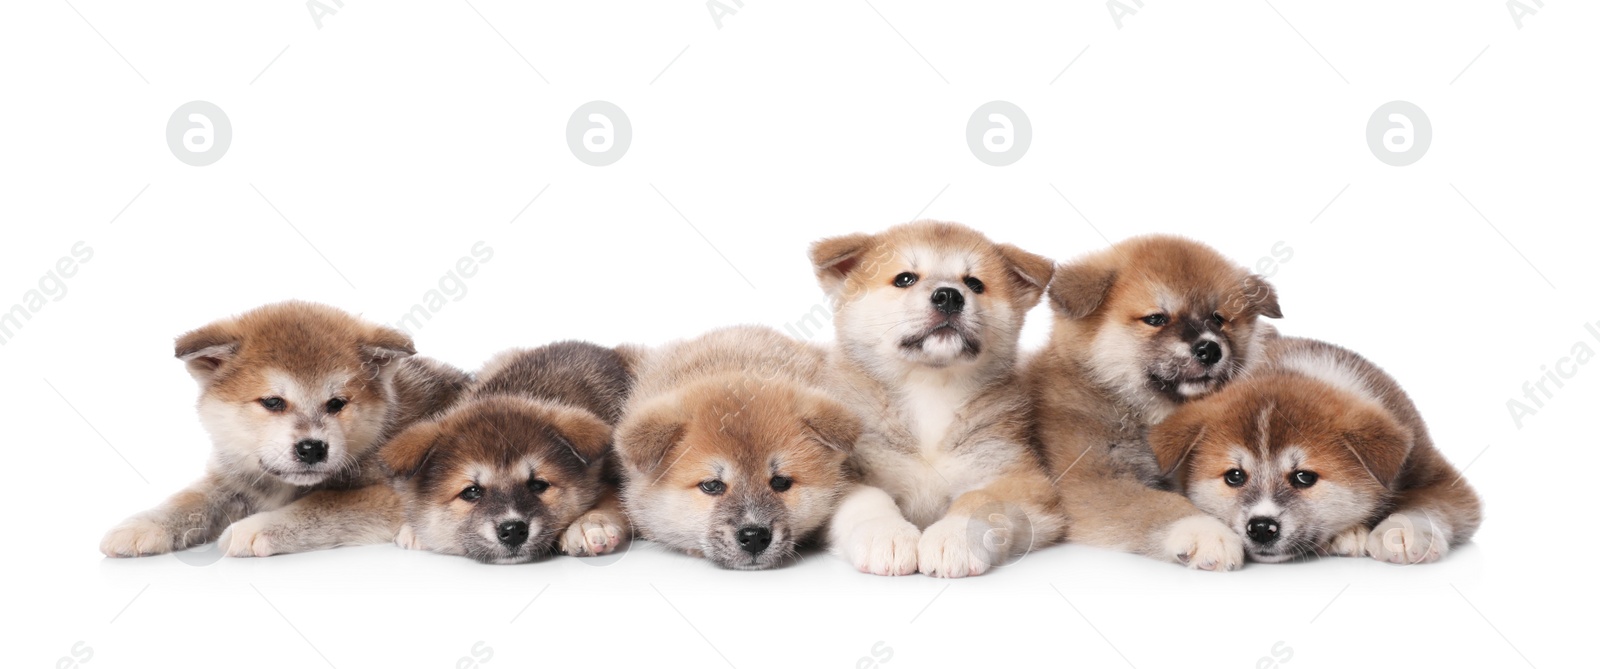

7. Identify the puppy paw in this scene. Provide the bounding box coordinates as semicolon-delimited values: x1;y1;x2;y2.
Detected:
394;523;427;551
220;514;281;558
1163;515;1243;571
839;518;921;576
1324;525;1370;557
560;512;625;557
917;515;1000;579
1366;513;1449;565
100;516;182;557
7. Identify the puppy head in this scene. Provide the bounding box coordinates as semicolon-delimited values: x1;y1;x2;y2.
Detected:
810;221;1051;373
616;376;858;570
1151;375;1411;562
1047;235;1281;416
176;301;414;487
380;397;611;564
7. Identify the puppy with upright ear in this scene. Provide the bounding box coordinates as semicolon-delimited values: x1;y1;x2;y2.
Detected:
810;221;1066;578
101;301;472;559
382;341;635;564
1149;337;1481;565
1027;235;1283;571
614;326;857;570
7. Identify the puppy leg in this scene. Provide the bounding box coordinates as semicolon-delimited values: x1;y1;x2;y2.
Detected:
1365;451;1483;565
918;470;1065;578
1060;471;1243;571
827;484;921;576
561;489;630;557
101;475;246;557
221;484;404;557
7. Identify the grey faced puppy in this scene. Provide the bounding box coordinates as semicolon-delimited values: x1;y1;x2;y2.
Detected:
381;341;636;564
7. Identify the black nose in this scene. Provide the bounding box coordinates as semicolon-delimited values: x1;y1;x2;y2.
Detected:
497;520;530;547
1246;517;1280;544
1192;339;1223;366
293;439;328;464
930;287;965;315
736;526;772;555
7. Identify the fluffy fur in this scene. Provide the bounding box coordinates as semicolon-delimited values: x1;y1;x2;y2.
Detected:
381;342;635;564
1150;337;1483;564
1026;235;1282;570
812;221;1064;578
100;301;470;558
615;326;858;570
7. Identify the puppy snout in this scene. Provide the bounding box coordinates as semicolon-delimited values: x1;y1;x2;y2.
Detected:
736;526;773;555
1246;517;1280;544
1191;340;1223;366
293;439;328;464
497;520;530;548
930;287;965;315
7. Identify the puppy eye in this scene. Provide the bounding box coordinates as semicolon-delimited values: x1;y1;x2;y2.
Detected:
459;485;484;502
963;277;985;294
770;475;793;492
528;479;550;494
1211;312;1227;327
259;397;287;412
1291;471;1318;488
893;272;919;288
1223;469;1247;487
1142;314;1169;327
698;480;727;496
325;398;347;414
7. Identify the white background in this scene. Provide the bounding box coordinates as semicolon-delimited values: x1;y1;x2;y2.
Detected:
2;1;1594;666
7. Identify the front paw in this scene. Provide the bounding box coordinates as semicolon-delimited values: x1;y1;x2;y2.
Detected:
560;512;625;557
1163;515;1243;571
1324;525;1370;557
1366;513;1449;565
101;516;183;557
918;515;1001;579
838;518;921;576
219;514;281;558
394;523;427;551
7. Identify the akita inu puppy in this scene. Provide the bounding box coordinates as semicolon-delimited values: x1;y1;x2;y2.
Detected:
1026;236;1282;570
811;221;1063;578
100;301;470;558
1151;337;1483;564
615;326;859;570
381;342;635;564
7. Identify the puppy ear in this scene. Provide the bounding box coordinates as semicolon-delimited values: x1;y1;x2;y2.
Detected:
797;391;861;454
1239;274;1283;319
614;396;689;475
995;243;1053;307
1150;409;1208;486
380;420;445;479
361;325;416;371
1338;409;1413;489
546;406;614;468
175;321;240;385
809;233;877;296
1047;261;1117;320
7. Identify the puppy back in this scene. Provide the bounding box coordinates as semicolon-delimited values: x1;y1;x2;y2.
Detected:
388;357;474;431
474;341;635;424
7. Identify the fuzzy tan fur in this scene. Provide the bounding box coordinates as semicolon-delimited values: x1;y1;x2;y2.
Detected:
100;301;470;558
1150;337;1483;564
812;221;1064;578
615;326;858;570
1026;236;1282;570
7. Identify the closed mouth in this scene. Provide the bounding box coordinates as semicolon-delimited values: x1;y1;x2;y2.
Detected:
259;462;328;485
900;322;981;356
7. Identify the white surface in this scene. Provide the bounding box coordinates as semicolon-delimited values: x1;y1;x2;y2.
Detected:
2;1;1593;666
